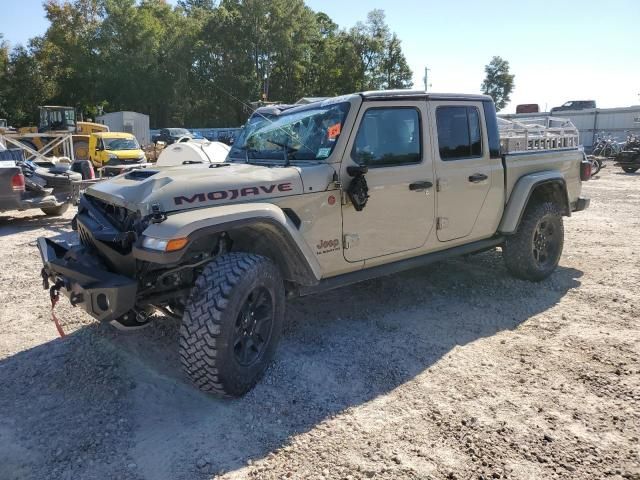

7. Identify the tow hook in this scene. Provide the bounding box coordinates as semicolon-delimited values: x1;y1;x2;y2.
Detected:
49;279;63;308
41;268;50;290
49;279;66;338
150;203;166;224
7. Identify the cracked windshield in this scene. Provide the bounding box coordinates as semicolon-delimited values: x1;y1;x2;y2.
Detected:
229;102;350;161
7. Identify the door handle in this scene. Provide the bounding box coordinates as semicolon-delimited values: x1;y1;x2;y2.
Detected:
409;181;433;191
468;173;488;183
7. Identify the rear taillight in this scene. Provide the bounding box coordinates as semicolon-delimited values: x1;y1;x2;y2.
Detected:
580;161;591;181
11;172;25;191
87;163;95;179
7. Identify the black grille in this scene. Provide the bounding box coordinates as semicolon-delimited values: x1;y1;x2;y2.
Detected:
78;221;96;249
86;195;138;233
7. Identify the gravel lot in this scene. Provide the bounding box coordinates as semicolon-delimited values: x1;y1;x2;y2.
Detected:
0;165;638;480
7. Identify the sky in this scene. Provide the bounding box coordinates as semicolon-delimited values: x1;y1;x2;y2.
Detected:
1;0;639;113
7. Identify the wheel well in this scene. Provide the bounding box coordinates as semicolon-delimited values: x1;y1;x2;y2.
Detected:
527;181;570;217
224;223;317;288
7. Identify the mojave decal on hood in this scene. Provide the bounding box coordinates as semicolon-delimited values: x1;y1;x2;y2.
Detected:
85;163;305;214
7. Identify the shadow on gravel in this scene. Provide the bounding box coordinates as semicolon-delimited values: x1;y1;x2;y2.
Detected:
0;250;583;480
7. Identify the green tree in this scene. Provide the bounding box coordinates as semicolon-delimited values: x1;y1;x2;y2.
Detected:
177;0;215;13
0;34;9;120
98;0;197;126
481;56;515;111
381;33;412;89
38;0;103;116
0;2;414;128
3;43;56;125
346;10;412;91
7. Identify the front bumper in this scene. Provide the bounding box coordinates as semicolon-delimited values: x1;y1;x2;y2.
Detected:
571;197;590;212
37;237;137;323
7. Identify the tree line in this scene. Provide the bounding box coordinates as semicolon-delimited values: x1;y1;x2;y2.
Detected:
0;0;413;128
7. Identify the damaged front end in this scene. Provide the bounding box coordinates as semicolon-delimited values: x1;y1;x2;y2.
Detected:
38;237;138;325
38;194;220;329
38;194;147;328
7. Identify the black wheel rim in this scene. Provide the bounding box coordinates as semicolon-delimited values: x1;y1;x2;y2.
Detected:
532;219;559;267
233;287;274;367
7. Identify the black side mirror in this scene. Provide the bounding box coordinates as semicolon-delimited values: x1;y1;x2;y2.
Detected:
347;165;368;177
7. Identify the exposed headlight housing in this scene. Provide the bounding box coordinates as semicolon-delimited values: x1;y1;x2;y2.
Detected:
108;153;118;161
142;236;188;252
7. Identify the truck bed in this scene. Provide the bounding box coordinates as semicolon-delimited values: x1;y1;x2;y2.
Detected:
504;148;583;204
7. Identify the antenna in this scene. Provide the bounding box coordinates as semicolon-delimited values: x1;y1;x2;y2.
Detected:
423;67;432;92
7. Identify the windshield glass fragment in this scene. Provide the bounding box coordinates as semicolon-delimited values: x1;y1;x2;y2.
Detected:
228;102;350;162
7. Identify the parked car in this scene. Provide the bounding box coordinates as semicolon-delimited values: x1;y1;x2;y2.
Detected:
0;148;87;216
152;128;194;145
89;132;146;168
516;104;539;114
550;100;596;113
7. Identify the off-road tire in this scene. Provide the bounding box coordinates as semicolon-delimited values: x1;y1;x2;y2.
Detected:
622;166;638;173
71;159;94;179
503;201;564;281
180;253;285;397
41;203;70;216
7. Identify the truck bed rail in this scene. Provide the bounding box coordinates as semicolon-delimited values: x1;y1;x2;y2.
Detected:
499;116;579;154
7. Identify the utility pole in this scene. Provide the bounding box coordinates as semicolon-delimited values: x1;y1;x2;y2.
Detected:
423;67;431;91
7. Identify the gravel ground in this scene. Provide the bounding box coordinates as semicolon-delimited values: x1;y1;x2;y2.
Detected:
0;165;638;480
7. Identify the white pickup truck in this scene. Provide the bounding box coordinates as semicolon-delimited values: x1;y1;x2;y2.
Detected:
38;90;591;396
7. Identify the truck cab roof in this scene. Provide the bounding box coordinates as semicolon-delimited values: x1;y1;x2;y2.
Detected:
93;132;136;139
358;90;493;102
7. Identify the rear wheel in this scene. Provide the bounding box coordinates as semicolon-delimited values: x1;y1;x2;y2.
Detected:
70;159;94;179
180;253;285;397
622;166;638;173
41;203;70;216
503;202;564;281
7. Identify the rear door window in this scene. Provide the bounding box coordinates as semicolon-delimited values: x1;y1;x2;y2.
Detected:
436;106;483;160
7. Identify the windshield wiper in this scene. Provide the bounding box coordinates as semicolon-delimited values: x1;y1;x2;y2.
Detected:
234;144;259;164
267;139;299;166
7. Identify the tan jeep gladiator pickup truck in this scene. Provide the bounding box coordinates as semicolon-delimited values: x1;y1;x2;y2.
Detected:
37;90;591;396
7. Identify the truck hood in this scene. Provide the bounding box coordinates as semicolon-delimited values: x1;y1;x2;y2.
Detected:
85;162;334;215
107;149;145;160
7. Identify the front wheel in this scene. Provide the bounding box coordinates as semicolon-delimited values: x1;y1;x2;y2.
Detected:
622;166;639;173
180;253;285;397
503;202;564;281
591;158;601;176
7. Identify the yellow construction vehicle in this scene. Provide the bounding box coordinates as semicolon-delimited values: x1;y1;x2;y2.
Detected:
7;106;108;160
